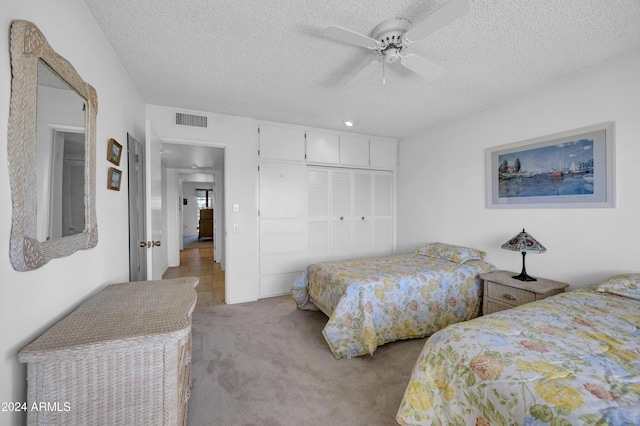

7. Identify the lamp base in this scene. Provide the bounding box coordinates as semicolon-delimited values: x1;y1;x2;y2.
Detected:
511;272;537;282
512;251;537;281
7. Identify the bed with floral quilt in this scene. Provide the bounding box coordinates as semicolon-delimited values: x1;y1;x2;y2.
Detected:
396;274;640;426
292;243;496;359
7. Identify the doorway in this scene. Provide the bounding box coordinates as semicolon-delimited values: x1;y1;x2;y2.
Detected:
159;142;225;309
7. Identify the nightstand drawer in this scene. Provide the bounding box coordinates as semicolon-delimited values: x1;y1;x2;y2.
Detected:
486;281;535;306
485;299;514;315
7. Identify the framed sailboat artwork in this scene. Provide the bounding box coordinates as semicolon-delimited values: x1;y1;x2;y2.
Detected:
486;122;615;208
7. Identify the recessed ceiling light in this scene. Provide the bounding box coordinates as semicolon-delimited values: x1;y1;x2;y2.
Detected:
342;119;354;127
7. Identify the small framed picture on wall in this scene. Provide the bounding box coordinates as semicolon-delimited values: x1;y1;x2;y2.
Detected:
107;138;123;166
107;167;122;191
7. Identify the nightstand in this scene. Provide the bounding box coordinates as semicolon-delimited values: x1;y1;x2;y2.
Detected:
480;270;569;315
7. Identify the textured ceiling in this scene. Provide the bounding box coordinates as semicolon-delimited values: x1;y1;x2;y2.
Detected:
84;0;640;139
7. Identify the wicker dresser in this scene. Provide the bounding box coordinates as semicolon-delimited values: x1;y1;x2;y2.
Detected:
19;277;198;426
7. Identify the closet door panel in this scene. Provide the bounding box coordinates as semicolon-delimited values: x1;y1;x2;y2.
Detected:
308;221;329;263
339;135;369;166
374;172;393;217
306;132;339;164
259;125;305;162
331;170;351;218
373;218;393;256
331;170;352;260
305;166;393;264
259;162;306;297
307;168;330;263
331;219;352;260
353;219;372;257
353;172;371;217
259;163;305;218
307;168;329;218
353;171;372;257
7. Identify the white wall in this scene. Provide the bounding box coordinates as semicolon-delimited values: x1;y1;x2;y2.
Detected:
147;105;259;304
0;1;146;424
397;50;640;289
182;181;214;236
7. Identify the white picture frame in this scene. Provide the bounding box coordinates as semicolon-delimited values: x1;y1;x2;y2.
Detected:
486;122;615;208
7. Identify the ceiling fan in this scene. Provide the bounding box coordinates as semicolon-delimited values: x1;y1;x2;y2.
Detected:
322;0;469;85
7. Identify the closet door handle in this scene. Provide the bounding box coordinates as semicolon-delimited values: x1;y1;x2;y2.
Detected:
340;217;344;220
361;216;365;220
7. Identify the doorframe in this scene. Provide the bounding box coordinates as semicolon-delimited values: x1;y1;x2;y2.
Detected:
157;137;227;274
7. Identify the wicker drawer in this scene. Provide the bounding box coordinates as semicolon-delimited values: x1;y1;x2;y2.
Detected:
486;281;535;306
485;299;514;315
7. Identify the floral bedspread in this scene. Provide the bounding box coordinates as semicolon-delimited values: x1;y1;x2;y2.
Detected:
397;287;640;425
292;253;495;359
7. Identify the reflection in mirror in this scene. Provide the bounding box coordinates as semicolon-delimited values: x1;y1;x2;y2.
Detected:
8;20;98;271
36;60;87;241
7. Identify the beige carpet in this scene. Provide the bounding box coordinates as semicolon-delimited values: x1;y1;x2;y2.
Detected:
188;295;428;426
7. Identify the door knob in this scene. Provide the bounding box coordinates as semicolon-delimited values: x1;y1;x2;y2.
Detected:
140;241;160;248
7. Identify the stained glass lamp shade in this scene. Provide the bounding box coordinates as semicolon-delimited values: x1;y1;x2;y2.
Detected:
501;229;546;281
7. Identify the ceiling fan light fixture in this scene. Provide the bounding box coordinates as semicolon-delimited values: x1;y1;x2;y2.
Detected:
322;0;470;85
342;119;354;127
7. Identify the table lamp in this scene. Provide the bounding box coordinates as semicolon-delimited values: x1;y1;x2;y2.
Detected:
501;228;546;281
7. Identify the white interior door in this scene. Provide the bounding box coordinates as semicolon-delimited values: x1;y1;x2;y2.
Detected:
145;121;164;279
127;133;146;281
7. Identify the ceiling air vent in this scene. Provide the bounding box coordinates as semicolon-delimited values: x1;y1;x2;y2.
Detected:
175;112;208;128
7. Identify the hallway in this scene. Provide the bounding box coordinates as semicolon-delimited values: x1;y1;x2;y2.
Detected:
162;245;225;311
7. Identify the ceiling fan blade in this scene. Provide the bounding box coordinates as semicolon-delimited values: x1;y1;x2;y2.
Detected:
403;0;470;43
343;60;382;87
401;54;446;81
323;26;381;50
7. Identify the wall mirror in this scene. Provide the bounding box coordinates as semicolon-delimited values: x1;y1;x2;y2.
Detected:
7;20;98;271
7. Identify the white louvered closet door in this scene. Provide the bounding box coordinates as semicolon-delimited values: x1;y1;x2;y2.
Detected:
331;170;352;260
307;168;330;264
306;166;393;263
353;171;372;257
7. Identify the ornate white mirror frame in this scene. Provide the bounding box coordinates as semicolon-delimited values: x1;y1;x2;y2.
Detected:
7;20;98;271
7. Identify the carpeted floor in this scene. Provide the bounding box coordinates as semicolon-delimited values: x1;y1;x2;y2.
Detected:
188;295;428;426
